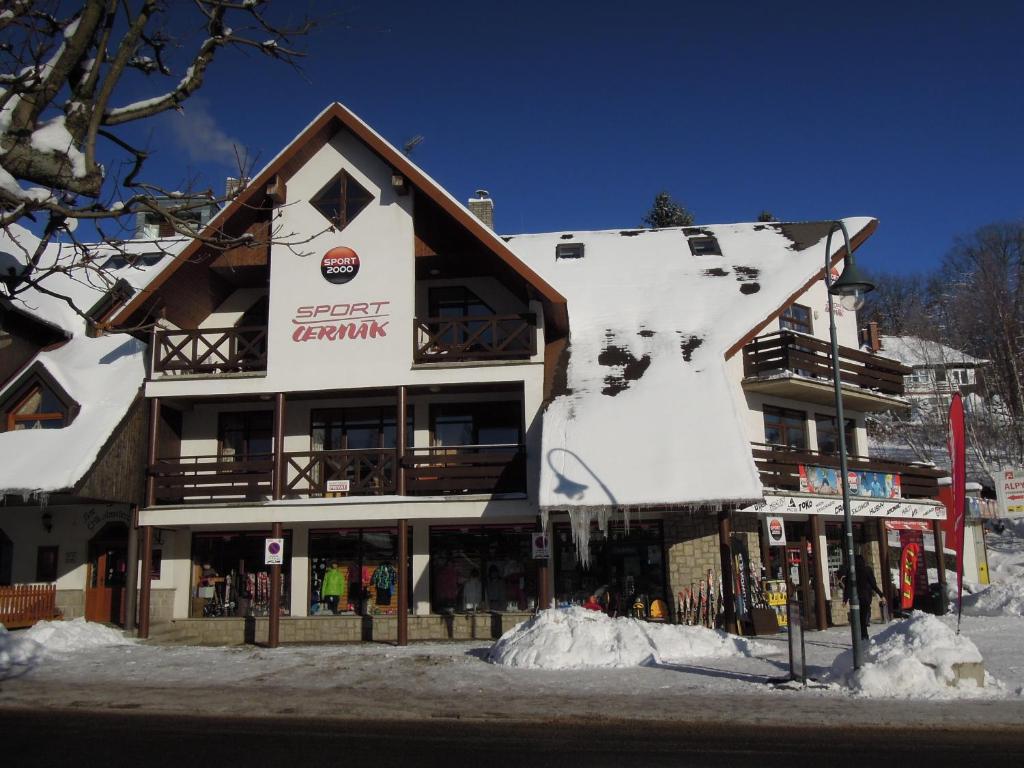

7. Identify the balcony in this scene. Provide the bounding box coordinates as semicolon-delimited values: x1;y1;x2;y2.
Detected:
152;326;268;376
742;331;910;410
413;314;536;364
750;442;944;500
148;445;526;505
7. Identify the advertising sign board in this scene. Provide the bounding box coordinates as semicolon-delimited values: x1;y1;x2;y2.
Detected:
996;467;1024;518
799;465;902;499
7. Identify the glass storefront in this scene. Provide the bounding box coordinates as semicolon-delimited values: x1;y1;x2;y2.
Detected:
429;525;538;613
552;521;666;612
309;528;411;615
191;531;291;618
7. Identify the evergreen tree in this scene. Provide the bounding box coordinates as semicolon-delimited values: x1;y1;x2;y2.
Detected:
757;210;778;222
642;192;695;228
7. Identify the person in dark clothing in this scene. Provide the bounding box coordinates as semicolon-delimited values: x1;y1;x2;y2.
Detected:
843;554;885;641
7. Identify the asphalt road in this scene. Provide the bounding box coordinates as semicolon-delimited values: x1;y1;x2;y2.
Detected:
6;709;1024;768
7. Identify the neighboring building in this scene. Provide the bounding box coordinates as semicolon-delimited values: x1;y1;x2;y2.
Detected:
0;227;178;624
93;102;945;643
134;194;219;240
876;333;987;416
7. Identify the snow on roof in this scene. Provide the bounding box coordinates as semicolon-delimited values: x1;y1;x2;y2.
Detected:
0;225;179;496
509;218;875;516
880;335;986;368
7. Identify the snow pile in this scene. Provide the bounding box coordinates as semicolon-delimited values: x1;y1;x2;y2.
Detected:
488;607;764;669
0;624;44;672
961;581;1024;617
832;613;983;697
22;618;134;654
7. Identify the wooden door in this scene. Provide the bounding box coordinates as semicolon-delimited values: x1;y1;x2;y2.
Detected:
85;546;127;625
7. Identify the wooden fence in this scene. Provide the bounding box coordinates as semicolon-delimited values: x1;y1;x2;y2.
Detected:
0;584;60;629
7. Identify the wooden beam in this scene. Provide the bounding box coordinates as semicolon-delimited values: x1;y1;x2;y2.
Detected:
718;510;737;633
267;174;286;205
138;525;153;639
268;521;282;648
810;515;828;631
397;518;409;646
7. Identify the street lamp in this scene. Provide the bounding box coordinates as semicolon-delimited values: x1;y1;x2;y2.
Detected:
824;220;875;672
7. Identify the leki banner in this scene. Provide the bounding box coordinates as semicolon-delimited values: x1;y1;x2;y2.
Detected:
900;542;921;610
948;393;966;630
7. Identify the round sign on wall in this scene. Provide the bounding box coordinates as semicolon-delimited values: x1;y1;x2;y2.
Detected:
321;246;360;284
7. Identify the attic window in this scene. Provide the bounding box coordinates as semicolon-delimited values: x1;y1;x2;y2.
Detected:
687;236;721;257
311;170;374;231
555;243;584;260
3;378;74;431
85;279;134;328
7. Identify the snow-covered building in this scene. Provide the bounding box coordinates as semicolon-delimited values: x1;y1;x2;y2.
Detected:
876;334;987;416
74;101;946;642
0;226;178;624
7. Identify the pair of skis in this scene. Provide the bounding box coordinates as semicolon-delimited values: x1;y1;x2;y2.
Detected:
677;569;716;628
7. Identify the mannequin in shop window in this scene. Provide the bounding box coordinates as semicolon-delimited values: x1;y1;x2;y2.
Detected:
462;568;483;611
321;561;347;614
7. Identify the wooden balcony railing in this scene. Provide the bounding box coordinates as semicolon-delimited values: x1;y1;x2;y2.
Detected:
743;331;910;396
751;442;943;500
284;448;397;497
413;314;536;363
150;454;274;503
404;444;526;495
152;326;268;375
149;445;526;504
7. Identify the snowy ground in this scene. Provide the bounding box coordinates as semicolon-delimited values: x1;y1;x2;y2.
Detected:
3;523;1023;726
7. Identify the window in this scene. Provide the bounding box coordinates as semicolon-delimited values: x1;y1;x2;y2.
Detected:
814;414;857;455
948;368;974;386
311;407;412;452
431;402;522;447
218;411;273;460
309;528;411;615
763;405;807;450
4;380;71;431
310;170;374;230
905;369;935;386
427;286;493;318
779;304;812;334
687;236;721;256
430;525;538;612
555;243;584;260
36;545;59;582
191;531;291;618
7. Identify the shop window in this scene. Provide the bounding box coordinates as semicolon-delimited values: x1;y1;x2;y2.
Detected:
552;521;666;612
191;532;291;618
310;170;374;231
779;303;812;335
431;402;522;448
3;376;74;431
218;411;273;460
429;525;538;613
309;528;411;615
763;405;807;450
36;545;59;582
814;414;857;455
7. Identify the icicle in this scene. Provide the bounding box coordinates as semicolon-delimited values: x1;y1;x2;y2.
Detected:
540;509;549;535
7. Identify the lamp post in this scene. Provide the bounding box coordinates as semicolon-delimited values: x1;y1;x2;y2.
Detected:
823;220;875;672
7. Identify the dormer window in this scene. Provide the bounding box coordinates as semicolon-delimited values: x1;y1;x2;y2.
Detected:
311;170;374;231
3;377;74;431
687;236;721;257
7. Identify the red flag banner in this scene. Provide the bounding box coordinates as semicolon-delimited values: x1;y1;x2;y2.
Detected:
900;542;920;610
947;393;966;627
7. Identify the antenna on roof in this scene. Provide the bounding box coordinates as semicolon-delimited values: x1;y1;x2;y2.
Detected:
403;135;424;156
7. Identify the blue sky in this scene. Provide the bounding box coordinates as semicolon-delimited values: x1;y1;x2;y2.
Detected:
116;1;1023;276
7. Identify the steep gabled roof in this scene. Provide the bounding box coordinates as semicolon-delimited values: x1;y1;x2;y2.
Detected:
509;217;876;513
110;102;568;333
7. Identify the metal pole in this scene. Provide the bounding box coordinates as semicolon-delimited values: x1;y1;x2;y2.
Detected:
825;221;863;670
268;521;282;648
138;525;153;639
397;519;409;646
124;505;139;633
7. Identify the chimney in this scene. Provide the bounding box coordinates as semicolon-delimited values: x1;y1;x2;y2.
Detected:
860;320;882;352
467;189;494;229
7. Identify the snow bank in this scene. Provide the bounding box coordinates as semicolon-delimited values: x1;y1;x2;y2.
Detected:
488;607;764;669
0;624;44;672
962;581;1024;617
22;618;134;654
831;613;983;697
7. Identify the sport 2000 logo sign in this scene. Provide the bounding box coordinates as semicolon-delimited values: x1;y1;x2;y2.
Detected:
320;246;360;284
